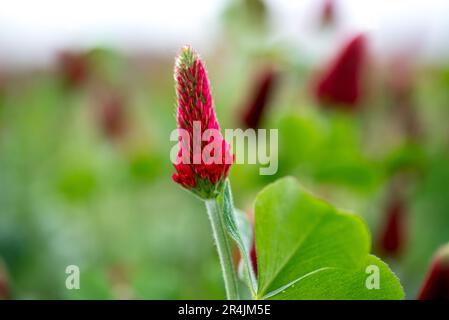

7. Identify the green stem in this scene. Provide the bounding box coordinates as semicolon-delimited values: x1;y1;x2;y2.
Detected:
205;197;240;300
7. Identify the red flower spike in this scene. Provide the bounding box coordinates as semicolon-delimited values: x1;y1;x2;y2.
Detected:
172;46;233;199
58;51;89;88
418;243;449;300
98;92;127;140
0;261;9;300
250;234;258;275
388;57;422;140
320;0;335;28
241;67;278;129
377;195;407;257
313;34;366;111
248;211;258;275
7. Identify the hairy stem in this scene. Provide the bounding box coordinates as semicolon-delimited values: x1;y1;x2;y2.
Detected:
222;180;258;297
205;196;240;300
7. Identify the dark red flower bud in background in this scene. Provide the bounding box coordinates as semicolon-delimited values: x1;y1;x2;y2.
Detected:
0;72;5;106
108;263;135;300
250;234;258;275
387;56;422;140
241;67;278;129
58;51;89;88
97;91;127;140
320;0;335;28
0;260;10;300
418;243;449;300
376;193;407;257
0;71;5;93
313;34;367;111
248;211;258;275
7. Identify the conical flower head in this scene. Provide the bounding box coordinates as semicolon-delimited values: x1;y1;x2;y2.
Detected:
58;50;89;88
377;195;407;257
96;90;128;140
0;259;9;300
172;46;233;199
418;243;449;300
241;67;278;129
313;34;366;110
320;0;336;28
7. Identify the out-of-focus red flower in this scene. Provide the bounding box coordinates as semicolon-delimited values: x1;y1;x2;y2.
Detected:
387;56;422;140
320;0;335;28
247;212;258;275
389;58;413;103
313;34;367;111
172;46;233;199
250;233;258;275
108;264;135;300
418;243;449;300
0;260;9;300
58;51;89;88
0;72;5;93
97;92;127;140
377;194;407;257
241;67;278;129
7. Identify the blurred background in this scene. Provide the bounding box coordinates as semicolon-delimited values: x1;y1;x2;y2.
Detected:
0;0;449;299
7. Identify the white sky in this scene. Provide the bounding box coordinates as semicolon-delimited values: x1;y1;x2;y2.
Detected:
0;0;448;67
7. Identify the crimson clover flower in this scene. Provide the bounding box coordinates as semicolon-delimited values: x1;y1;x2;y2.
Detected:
387;56;422;140
97;90;127;140
248;212;258;275
241;67;278;129
418;243;449;300
58;50;89;88
172;46;233;199
376;195;407;257
0;260;9;300
313;33;366;110
320;0;335;28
